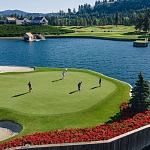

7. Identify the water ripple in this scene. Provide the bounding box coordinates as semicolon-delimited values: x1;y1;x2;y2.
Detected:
0;38;150;86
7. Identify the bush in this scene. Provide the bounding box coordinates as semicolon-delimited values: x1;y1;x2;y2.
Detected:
0;25;74;37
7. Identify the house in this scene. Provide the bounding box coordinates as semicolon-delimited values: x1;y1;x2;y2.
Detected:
5;17;16;24
16;18;31;25
31;17;48;25
23;32;34;41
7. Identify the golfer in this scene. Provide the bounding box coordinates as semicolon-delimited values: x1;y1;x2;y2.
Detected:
62;71;65;79
78;81;82;91
99;78;102;87
28;81;32;92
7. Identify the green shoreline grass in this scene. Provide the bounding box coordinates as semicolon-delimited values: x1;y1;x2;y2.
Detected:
59;26;140;40
1;25;149;41
0;68;131;142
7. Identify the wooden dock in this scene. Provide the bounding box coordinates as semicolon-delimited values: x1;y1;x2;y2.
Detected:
133;38;149;47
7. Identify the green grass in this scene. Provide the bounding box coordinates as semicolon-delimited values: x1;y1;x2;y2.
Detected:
57;25;147;40
0;68;131;142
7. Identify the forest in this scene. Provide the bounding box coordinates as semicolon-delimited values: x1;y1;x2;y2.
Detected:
45;0;150;31
0;0;150;33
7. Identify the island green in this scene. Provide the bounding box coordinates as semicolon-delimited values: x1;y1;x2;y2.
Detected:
0;68;130;141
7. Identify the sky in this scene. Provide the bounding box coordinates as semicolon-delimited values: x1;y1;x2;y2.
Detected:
0;0;97;13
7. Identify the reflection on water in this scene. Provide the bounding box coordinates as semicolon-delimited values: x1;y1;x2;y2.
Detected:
0;38;150;86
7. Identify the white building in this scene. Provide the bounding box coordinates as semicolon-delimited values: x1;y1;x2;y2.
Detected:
16;18;30;25
5;17;16;24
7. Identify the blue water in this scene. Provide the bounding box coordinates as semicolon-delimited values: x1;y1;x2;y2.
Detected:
0;38;150;86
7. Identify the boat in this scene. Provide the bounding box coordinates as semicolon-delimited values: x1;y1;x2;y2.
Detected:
23;32;45;42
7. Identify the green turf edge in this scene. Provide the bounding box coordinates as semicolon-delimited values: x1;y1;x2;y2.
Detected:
0;67;131;143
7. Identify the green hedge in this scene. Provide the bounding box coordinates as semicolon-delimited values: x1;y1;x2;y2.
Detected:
0;25;74;37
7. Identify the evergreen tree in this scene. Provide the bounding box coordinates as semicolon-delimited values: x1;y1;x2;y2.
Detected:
135;14;144;31
143;15;150;32
68;8;72;14
115;11;119;27
130;72;149;113
73;8;76;14
143;9;150;32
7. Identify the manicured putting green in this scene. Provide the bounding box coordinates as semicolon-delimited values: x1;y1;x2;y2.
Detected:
0;70;116;115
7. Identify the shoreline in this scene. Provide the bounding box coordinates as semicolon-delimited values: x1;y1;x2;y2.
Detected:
0;35;137;41
0;37;22;40
0;35;148;42
0;66;34;73
45;35;137;41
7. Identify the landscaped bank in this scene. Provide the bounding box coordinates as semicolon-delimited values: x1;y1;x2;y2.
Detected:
0;67;150;149
1;111;150;149
0;25;149;41
0;67;130;139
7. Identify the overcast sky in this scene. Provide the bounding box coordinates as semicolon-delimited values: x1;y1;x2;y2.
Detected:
0;0;96;13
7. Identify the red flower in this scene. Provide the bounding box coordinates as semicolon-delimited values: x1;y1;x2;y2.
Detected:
0;109;149;149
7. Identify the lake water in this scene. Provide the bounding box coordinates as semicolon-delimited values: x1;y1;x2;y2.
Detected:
0;38;150;86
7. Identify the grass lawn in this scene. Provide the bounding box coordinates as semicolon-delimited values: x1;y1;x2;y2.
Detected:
0;68;131;141
56;25;148;40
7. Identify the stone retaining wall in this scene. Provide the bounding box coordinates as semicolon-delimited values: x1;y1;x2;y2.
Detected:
14;124;150;150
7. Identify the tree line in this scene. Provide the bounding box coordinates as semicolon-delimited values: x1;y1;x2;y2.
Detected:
44;0;150;32
0;0;150;32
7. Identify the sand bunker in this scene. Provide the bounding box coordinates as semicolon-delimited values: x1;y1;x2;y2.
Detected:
0;121;22;141
0;66;34;73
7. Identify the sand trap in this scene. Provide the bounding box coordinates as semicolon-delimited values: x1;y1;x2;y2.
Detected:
0;66;34;73
0;128;18;141
0;121;22;141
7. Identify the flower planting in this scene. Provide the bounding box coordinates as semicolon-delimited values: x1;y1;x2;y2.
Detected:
1;110;150;150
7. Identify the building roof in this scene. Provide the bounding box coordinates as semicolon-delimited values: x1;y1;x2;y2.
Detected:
24;32;33;37
17;18;29;21
17;18;25;20
6;17;16;21
33;17;45;21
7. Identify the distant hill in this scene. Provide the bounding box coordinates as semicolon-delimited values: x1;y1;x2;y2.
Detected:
0;10;28;16
0;10;53;17
0;9;62;18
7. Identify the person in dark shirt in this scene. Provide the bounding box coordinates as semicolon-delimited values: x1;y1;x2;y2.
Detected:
78;81;82;91
99;78;102;87
28;81;32;92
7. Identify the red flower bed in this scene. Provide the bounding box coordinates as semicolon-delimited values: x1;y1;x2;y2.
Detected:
0;110;150;150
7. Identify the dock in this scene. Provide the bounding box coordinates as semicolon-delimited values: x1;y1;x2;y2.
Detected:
133;38;148;47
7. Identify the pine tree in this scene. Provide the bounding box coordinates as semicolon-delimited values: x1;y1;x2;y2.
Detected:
130;72;149;113
115;11;119;27
143;9;150;32
135;14;144;32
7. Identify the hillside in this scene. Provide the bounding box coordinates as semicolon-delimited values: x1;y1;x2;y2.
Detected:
0;10;27;16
